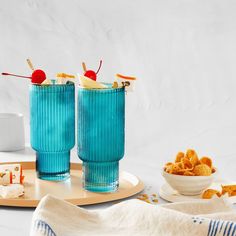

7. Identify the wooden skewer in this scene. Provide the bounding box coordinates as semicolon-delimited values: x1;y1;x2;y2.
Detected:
82;62;87;72
26;59;34;71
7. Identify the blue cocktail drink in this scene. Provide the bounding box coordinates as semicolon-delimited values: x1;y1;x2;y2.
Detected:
30;82;75;181
77;84;125;192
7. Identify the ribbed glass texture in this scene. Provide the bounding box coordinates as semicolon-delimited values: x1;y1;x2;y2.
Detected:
30;83;75;181
77;85;125;192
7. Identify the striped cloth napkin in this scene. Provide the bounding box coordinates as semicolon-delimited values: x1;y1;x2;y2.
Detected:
30;195;236;236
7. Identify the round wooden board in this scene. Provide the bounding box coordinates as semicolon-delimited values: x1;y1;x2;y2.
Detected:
0;162;144;207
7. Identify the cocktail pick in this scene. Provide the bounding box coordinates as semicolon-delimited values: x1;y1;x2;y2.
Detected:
2;70;47;84
1;72;31;79
83;60;103;81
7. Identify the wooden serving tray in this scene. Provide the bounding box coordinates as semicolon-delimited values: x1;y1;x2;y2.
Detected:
0;162;144;207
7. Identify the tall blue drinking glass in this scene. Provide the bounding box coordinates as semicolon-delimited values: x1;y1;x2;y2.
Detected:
77;85;125;192
30;83;75;181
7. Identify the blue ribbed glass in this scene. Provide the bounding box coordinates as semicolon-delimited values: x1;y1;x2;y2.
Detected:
77;85;125;192
30;83;75;181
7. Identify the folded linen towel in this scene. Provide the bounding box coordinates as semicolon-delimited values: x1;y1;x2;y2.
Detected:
30;195;236;236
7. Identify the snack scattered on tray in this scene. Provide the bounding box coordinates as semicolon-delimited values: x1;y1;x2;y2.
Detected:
202;185;236;199
0;164;24;199
137;193;159;204
164;149;216;176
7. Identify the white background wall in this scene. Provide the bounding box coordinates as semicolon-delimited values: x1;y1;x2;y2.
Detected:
1;0;236;180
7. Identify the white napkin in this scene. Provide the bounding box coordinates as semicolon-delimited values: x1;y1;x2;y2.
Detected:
30;195;236;236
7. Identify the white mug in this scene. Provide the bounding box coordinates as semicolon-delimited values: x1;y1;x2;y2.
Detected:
0;113;25;151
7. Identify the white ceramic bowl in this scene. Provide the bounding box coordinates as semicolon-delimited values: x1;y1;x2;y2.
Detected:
162;169;217;196
0;113;25;151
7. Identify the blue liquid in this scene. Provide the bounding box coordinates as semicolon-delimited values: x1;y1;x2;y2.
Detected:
30;83;75;181
77;85;125;192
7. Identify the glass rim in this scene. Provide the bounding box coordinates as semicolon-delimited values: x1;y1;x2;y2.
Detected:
78;83;125;92
30;81;74;87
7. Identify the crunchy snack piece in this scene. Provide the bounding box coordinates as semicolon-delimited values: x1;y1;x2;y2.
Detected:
175;152;185;163
168;163;182;174
140;194;148;198
183;171;195;176
181;158;193;169
190;155;200;167
193;164;212;176
164;162;173;169
137;193;158;204
200;157;212;169
222;185;236;196
176;162;184;170
137;196;146;201
144;199;151;203
186;149;198;159
202;189;221;199
230;191;236;197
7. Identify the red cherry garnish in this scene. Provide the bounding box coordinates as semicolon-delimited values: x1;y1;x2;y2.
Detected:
2;69;47;84
31;69;46;84
84;70;97;81
83;60;102;81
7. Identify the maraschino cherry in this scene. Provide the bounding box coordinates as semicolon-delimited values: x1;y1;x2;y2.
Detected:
2;69;46;84
83;60;102;81
31;69;46;84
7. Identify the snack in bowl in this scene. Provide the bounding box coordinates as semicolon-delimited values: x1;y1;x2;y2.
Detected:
162;149;217;195
164;149;215;176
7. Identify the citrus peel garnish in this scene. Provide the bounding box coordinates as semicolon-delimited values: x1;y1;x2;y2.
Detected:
116;73;136;80
56;73;75;79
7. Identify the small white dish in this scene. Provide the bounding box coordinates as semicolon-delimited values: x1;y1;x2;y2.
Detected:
0;113;25;151
162;169;217;196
